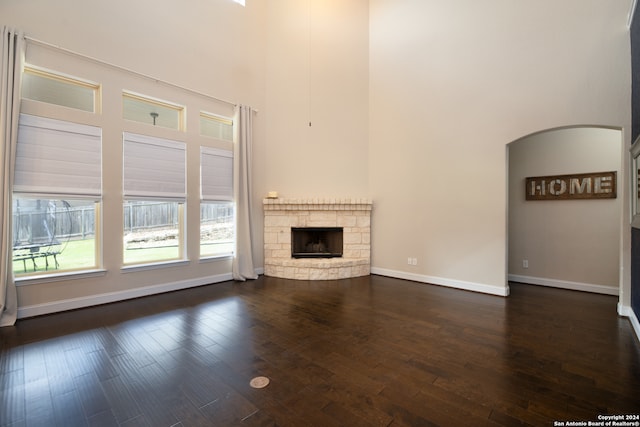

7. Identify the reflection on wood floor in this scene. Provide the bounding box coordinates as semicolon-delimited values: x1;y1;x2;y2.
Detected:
1;275;639;426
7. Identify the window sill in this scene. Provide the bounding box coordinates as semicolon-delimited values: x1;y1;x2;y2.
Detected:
199;253;233;263
15;269;107;286
121;259;190;273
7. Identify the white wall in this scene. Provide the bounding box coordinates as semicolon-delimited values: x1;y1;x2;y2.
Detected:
263;0;370;199
368;0;631;296
508;127;622;293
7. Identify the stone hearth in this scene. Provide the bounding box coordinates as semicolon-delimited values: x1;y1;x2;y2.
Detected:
263;198;372;280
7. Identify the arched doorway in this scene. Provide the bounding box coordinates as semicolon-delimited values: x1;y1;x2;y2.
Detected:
507;126;622;295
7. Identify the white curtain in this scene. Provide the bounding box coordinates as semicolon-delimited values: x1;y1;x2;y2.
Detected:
232;104;257;281
0;27;24;326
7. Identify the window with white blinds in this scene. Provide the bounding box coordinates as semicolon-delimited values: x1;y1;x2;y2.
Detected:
200;147;233;201
14;114;102;197
123;132;186;201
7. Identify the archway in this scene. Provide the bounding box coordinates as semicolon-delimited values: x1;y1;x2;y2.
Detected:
507;126;623;296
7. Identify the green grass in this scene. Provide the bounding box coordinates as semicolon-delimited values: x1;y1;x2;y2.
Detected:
14;238;233;275
123;245;180;265
14;238;95;275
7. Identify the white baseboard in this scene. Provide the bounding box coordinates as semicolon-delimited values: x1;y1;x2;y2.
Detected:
630;310;640;343
371;267;509;296
17;272;234;319
618;303;640;343
508;274;619;295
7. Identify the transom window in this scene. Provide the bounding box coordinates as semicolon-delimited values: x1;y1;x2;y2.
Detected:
21;65;99;113
123;91;184;131
200;111;233;141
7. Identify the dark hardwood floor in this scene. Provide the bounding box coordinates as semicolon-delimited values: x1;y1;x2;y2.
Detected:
1;275;639;426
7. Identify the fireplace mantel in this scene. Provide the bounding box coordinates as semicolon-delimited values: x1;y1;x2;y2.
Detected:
263;198;372;280
263;198;372;211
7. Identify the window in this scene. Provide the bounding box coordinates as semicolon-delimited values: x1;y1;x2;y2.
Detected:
13;114;101;275
123;133;186;265
200;202;234;257
123;201;183;264
123;91;184;131
17;56;239;279
200;112;233;142
21;66;99;113
13;198;99;274
200;147;234;257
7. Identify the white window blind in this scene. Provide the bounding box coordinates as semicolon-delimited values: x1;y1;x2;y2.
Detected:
14;114;102;197
123;132;186;200
200;147;233;201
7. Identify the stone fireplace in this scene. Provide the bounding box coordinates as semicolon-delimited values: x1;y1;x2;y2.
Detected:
263;198;372;280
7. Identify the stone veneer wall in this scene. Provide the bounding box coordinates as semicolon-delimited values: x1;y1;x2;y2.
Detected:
263;198;372;280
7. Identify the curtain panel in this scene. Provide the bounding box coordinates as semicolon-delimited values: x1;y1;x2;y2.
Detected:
232;105;257;281
0;27;24;326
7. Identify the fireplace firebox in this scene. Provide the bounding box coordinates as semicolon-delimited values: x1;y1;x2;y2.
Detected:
291;227;343;258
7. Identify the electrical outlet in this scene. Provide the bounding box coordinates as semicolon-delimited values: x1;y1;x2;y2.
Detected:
523;259;528;268
408;257;412;265
412;258;418;266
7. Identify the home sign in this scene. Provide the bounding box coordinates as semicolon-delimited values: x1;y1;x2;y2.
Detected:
525;171;616;201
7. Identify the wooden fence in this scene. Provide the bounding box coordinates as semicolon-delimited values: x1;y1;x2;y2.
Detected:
14;200;233;243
